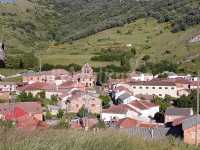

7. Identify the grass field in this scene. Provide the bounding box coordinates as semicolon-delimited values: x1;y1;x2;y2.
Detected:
41;18;200;71
0;129;196;150
0;68;25;76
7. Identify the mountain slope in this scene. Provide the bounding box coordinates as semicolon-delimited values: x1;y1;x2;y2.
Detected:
0;0;199;72
41;18;200;72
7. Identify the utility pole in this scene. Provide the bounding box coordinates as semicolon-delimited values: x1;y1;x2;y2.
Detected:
196;72;199;146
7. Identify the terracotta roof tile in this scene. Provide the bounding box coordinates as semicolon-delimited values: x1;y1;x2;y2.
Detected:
130;81;176;86
129;100;158;110
18;82;56;91
103;104;137;114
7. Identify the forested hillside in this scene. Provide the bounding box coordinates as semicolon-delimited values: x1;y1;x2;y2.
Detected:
0;0;199;73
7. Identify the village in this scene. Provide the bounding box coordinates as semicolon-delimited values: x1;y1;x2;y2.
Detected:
0;61;199;145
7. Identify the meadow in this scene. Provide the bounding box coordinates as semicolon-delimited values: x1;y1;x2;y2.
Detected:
0;129;197;150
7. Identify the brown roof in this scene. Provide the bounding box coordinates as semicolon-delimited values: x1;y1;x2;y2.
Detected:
117;117;162;128
103;104;137;114
117;118;139;128
17;115;48;129
165;107;193;116
0;102;42;115
129;100;158;110
135;94;154;100
0;102;42;114
130;81;176;86
17;82;56;91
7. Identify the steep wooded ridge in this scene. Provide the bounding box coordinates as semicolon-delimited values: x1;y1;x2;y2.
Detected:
0;0;199;49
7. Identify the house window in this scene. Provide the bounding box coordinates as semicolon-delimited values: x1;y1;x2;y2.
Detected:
165;87;168;89
159;87;162;89
159;94;162;97
171;87;175;90
133;86;136;89
152;87;155;89
139;87;143;89
146;87;149;89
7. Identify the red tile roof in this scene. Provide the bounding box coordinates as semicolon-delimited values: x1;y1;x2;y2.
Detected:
18;82;56;91
138;123;161;128
117;117;162;128
130;80;176;86
5;107;28;120
16;115;48;129
103;104;139;114
117;118;139;128
0;102;42;115
129;100;158;110
59;81;84;89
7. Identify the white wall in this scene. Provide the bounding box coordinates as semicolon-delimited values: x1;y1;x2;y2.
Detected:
101;113;126;122
118;83;178;98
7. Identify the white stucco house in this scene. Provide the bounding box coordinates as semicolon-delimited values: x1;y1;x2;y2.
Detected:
117;81;179;98
129;72;154;81
101;100;159;122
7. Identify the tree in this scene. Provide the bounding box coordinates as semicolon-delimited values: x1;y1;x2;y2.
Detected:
120;55;126;66
21;52;38;69
17;92;37;102
130;48;136;56
37;91;46;99
157;73;168;78
175;90;199;113
45;110;52;120
77;106;88;118
152;97;171;113
154;112;164;123
57;109;64;119
99;95;111;108
42;63;54;71
50;95;58;105
142;55;150;62
57;118;69;128
97;71;108;84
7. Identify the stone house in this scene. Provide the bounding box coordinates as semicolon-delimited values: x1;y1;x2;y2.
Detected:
183;116;200;145
62;91;101;114
101;100;159;122
22;69;70;84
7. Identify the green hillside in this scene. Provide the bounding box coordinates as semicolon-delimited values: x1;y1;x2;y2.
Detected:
0;0;199;73
42;18;200;72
